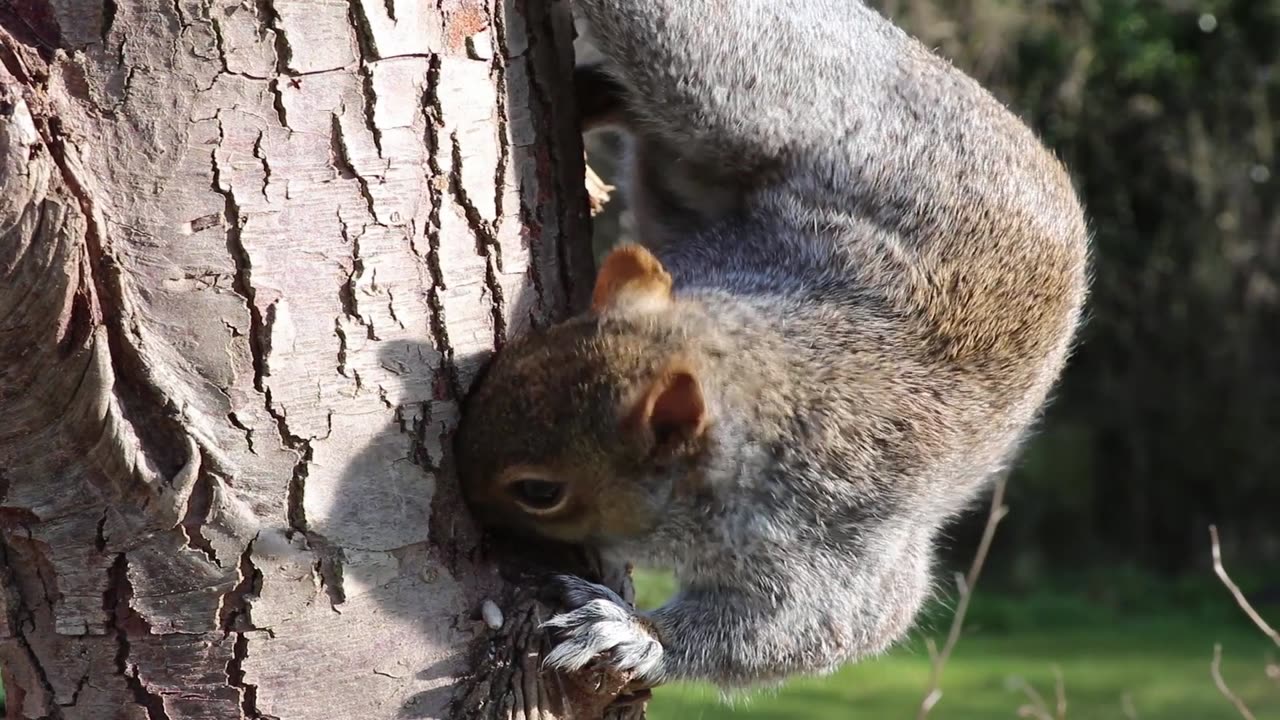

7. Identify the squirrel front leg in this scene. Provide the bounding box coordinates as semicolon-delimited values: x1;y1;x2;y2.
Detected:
644;584;855;685
543;568;909;688
543;576;841;687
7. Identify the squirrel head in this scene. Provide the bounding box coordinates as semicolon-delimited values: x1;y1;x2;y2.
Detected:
455;245;711;545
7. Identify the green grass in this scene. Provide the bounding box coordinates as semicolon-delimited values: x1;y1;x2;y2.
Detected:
0;574;1271;720
634;570;1280;720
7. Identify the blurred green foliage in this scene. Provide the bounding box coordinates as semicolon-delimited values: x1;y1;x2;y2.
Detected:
614;5;1280;711
633;568;1279;720
875;0;1280;580
600;3;1280;717
632;566;1263;635
587;0;1280;581
648;620;1278;720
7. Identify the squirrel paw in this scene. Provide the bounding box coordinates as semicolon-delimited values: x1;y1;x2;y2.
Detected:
541;575;665;685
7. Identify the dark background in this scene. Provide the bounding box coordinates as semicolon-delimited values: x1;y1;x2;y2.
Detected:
888;0;1280;592
587;0;1280;595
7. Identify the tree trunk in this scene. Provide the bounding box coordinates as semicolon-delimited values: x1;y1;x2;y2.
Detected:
0;1;639;718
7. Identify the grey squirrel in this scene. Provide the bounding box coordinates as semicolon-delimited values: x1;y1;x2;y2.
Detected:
455;0;1089;690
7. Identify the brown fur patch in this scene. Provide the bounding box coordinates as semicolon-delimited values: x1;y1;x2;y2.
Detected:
592;244;673;314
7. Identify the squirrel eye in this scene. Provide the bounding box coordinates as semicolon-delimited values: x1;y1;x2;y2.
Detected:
506;477;567;513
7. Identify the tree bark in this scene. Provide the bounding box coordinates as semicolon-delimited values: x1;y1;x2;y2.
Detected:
0;1;639;718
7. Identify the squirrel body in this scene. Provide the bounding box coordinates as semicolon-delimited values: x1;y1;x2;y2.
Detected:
456;0;1089;689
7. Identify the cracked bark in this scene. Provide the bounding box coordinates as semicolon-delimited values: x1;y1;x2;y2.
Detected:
0;0;633;718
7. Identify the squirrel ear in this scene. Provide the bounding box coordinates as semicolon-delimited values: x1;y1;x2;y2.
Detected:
626;368;708;452
592;244;673;315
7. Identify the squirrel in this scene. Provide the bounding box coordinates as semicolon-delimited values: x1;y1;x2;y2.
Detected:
454;0;1089;690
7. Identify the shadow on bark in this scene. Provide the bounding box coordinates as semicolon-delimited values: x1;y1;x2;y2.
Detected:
327;2;644;717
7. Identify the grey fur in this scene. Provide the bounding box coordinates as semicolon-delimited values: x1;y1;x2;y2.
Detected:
456;0;1089;689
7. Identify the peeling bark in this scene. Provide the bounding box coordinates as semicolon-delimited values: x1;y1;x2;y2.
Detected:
0;0;634;718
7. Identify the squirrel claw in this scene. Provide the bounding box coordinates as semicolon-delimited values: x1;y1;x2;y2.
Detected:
541;576;665;685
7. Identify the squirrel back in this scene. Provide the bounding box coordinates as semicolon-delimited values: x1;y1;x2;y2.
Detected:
456;0;1088;689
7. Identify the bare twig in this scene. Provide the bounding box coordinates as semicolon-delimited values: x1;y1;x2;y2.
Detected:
916;474;1010;719
1211;643;1258;720
1210;525;1280;648
1005;670;1068;720
1208;525;1277;720
1052;665;1067;720
1017;704;1055;719
924;636;939;664
1007;676;1054;720
1120;692;1141;719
